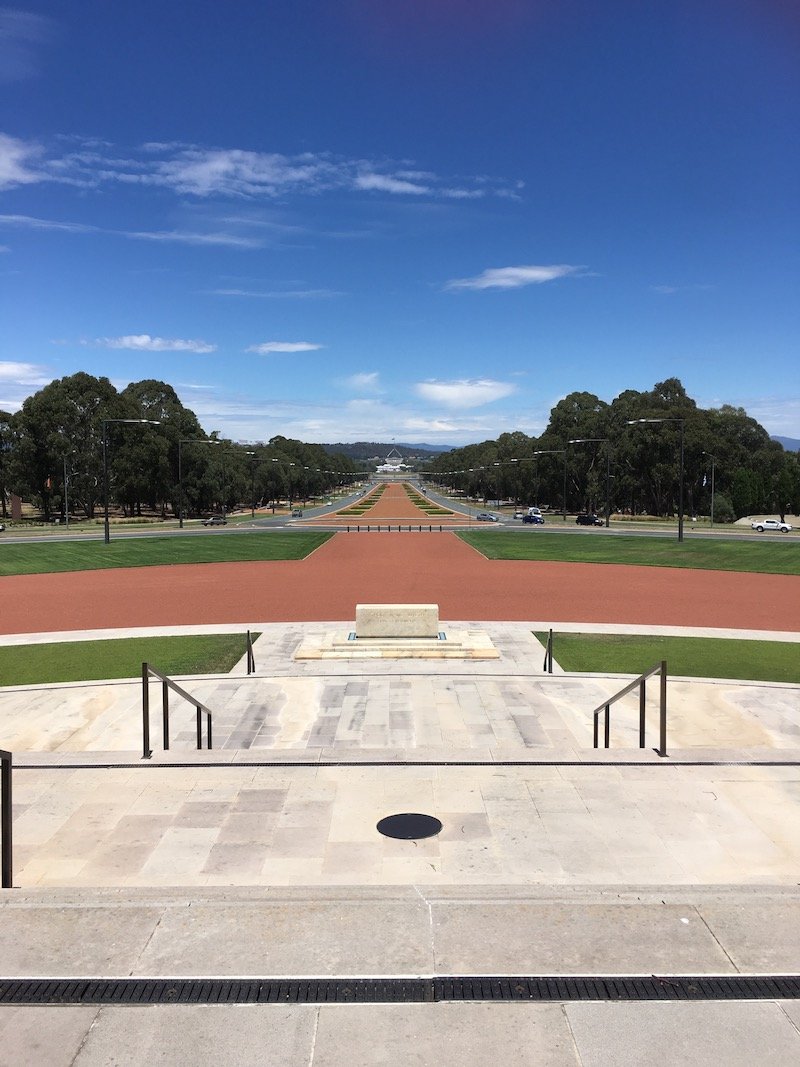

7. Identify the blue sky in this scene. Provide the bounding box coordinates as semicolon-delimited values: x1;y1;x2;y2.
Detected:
1;0;798;445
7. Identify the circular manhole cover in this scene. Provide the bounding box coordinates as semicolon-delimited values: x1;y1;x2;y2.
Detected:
376;813;443;840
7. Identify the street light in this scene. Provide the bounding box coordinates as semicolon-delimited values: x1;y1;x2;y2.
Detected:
103;419;161;544
177;438;221;529
702;451;716;527
245;451;256;518
569;438;612;528
532;450;567;521
627;418;685;542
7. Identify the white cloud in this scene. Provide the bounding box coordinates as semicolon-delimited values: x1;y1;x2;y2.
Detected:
444;264;583;291
354;172;429;195
0;135;45;188
125;228;264;249
0;212;263;249
0;9;54;81
95;335;217;353
245;341;322;354
414;378;517;409
209;287;341;299
0;360;51;385
12;138;520;202
343;372;382;393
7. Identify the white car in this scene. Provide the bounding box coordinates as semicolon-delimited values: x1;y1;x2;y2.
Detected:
751;519;792;533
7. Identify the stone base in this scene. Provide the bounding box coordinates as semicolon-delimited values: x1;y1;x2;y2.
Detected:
295;627;499;660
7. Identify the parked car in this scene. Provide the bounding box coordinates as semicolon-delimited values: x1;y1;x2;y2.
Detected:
522;513;544;525
751;519;792;533
0;522;5;532
202;515;227;526
513;510;525;519
576;513;603;526
291;508;303;517
476;512;499;522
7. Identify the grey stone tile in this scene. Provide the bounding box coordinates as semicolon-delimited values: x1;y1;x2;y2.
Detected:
431;901;734;974
565;1002;800;1067
0;1006;99;1067
312;1003;578;1066
74;1004;316;1066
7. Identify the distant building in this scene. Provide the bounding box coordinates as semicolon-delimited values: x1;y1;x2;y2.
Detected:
376;446;409;474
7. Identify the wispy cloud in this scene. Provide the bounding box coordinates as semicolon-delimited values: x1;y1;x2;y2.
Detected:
354;172;429;195
0;359;51;385
0;211;264;249
444;264;584;291
10;137;519;202
208;287;341;299
246;341;323;354
414;378;517;409
0;8;55;82
650;283;716;295
0;136;46;189
93;335;217;353
343;371;382;393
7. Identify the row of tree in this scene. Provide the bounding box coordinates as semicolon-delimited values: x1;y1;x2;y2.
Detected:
0;373;362;521
424;379;800;522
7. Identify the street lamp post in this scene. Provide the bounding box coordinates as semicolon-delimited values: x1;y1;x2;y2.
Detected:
532;450;567;521
103;419;161;544
178;438;221;528
245;451;257;518
627;418;685;542
569;438;612;527
702;451;716;527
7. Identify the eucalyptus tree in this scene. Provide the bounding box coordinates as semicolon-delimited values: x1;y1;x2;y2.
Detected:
8;372;127;520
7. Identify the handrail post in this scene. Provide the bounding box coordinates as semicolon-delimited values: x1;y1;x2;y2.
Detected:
196;706;202;749
659;660;668;757
639;678;646;749
1;749;12;889
162;679;170;750
207;715;212;750
593;713;599;749
141;663;152;759
604;704;610;748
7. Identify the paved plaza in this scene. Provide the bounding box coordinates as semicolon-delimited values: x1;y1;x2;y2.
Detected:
2;608;800;1060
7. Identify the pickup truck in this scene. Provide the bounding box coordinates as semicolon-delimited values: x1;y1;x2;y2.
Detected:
751;519;792;533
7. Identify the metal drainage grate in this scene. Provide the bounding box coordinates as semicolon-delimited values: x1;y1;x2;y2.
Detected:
377;813;443;839
1;976;799;1006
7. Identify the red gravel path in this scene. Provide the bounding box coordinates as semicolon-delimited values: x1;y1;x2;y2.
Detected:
2;533;798;635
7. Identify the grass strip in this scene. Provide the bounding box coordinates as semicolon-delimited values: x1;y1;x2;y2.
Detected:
533;631;800;683
459;530;800;575
0;633;260;686
0;531;332;576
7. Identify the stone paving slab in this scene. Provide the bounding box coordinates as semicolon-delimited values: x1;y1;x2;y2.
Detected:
4;886;800;977
3;1001;800;1067
8;761;800;888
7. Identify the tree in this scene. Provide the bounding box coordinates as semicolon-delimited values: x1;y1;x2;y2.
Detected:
8;373;125;520
0;410;12;518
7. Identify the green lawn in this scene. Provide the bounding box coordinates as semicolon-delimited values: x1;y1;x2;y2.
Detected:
0;531;332;576
0;633;259;686
460;530;800;575
534;631;800;683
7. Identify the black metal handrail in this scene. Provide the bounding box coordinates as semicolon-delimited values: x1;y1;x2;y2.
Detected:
591;661;668;757
543;629;554;673
141;663;213;760
1;748;11;888
246;630;256;675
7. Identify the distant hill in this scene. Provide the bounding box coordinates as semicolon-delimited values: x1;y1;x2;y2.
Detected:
320;441;451;461
772;436;800;451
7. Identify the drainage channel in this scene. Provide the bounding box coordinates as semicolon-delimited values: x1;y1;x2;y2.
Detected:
2;975;799;1005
